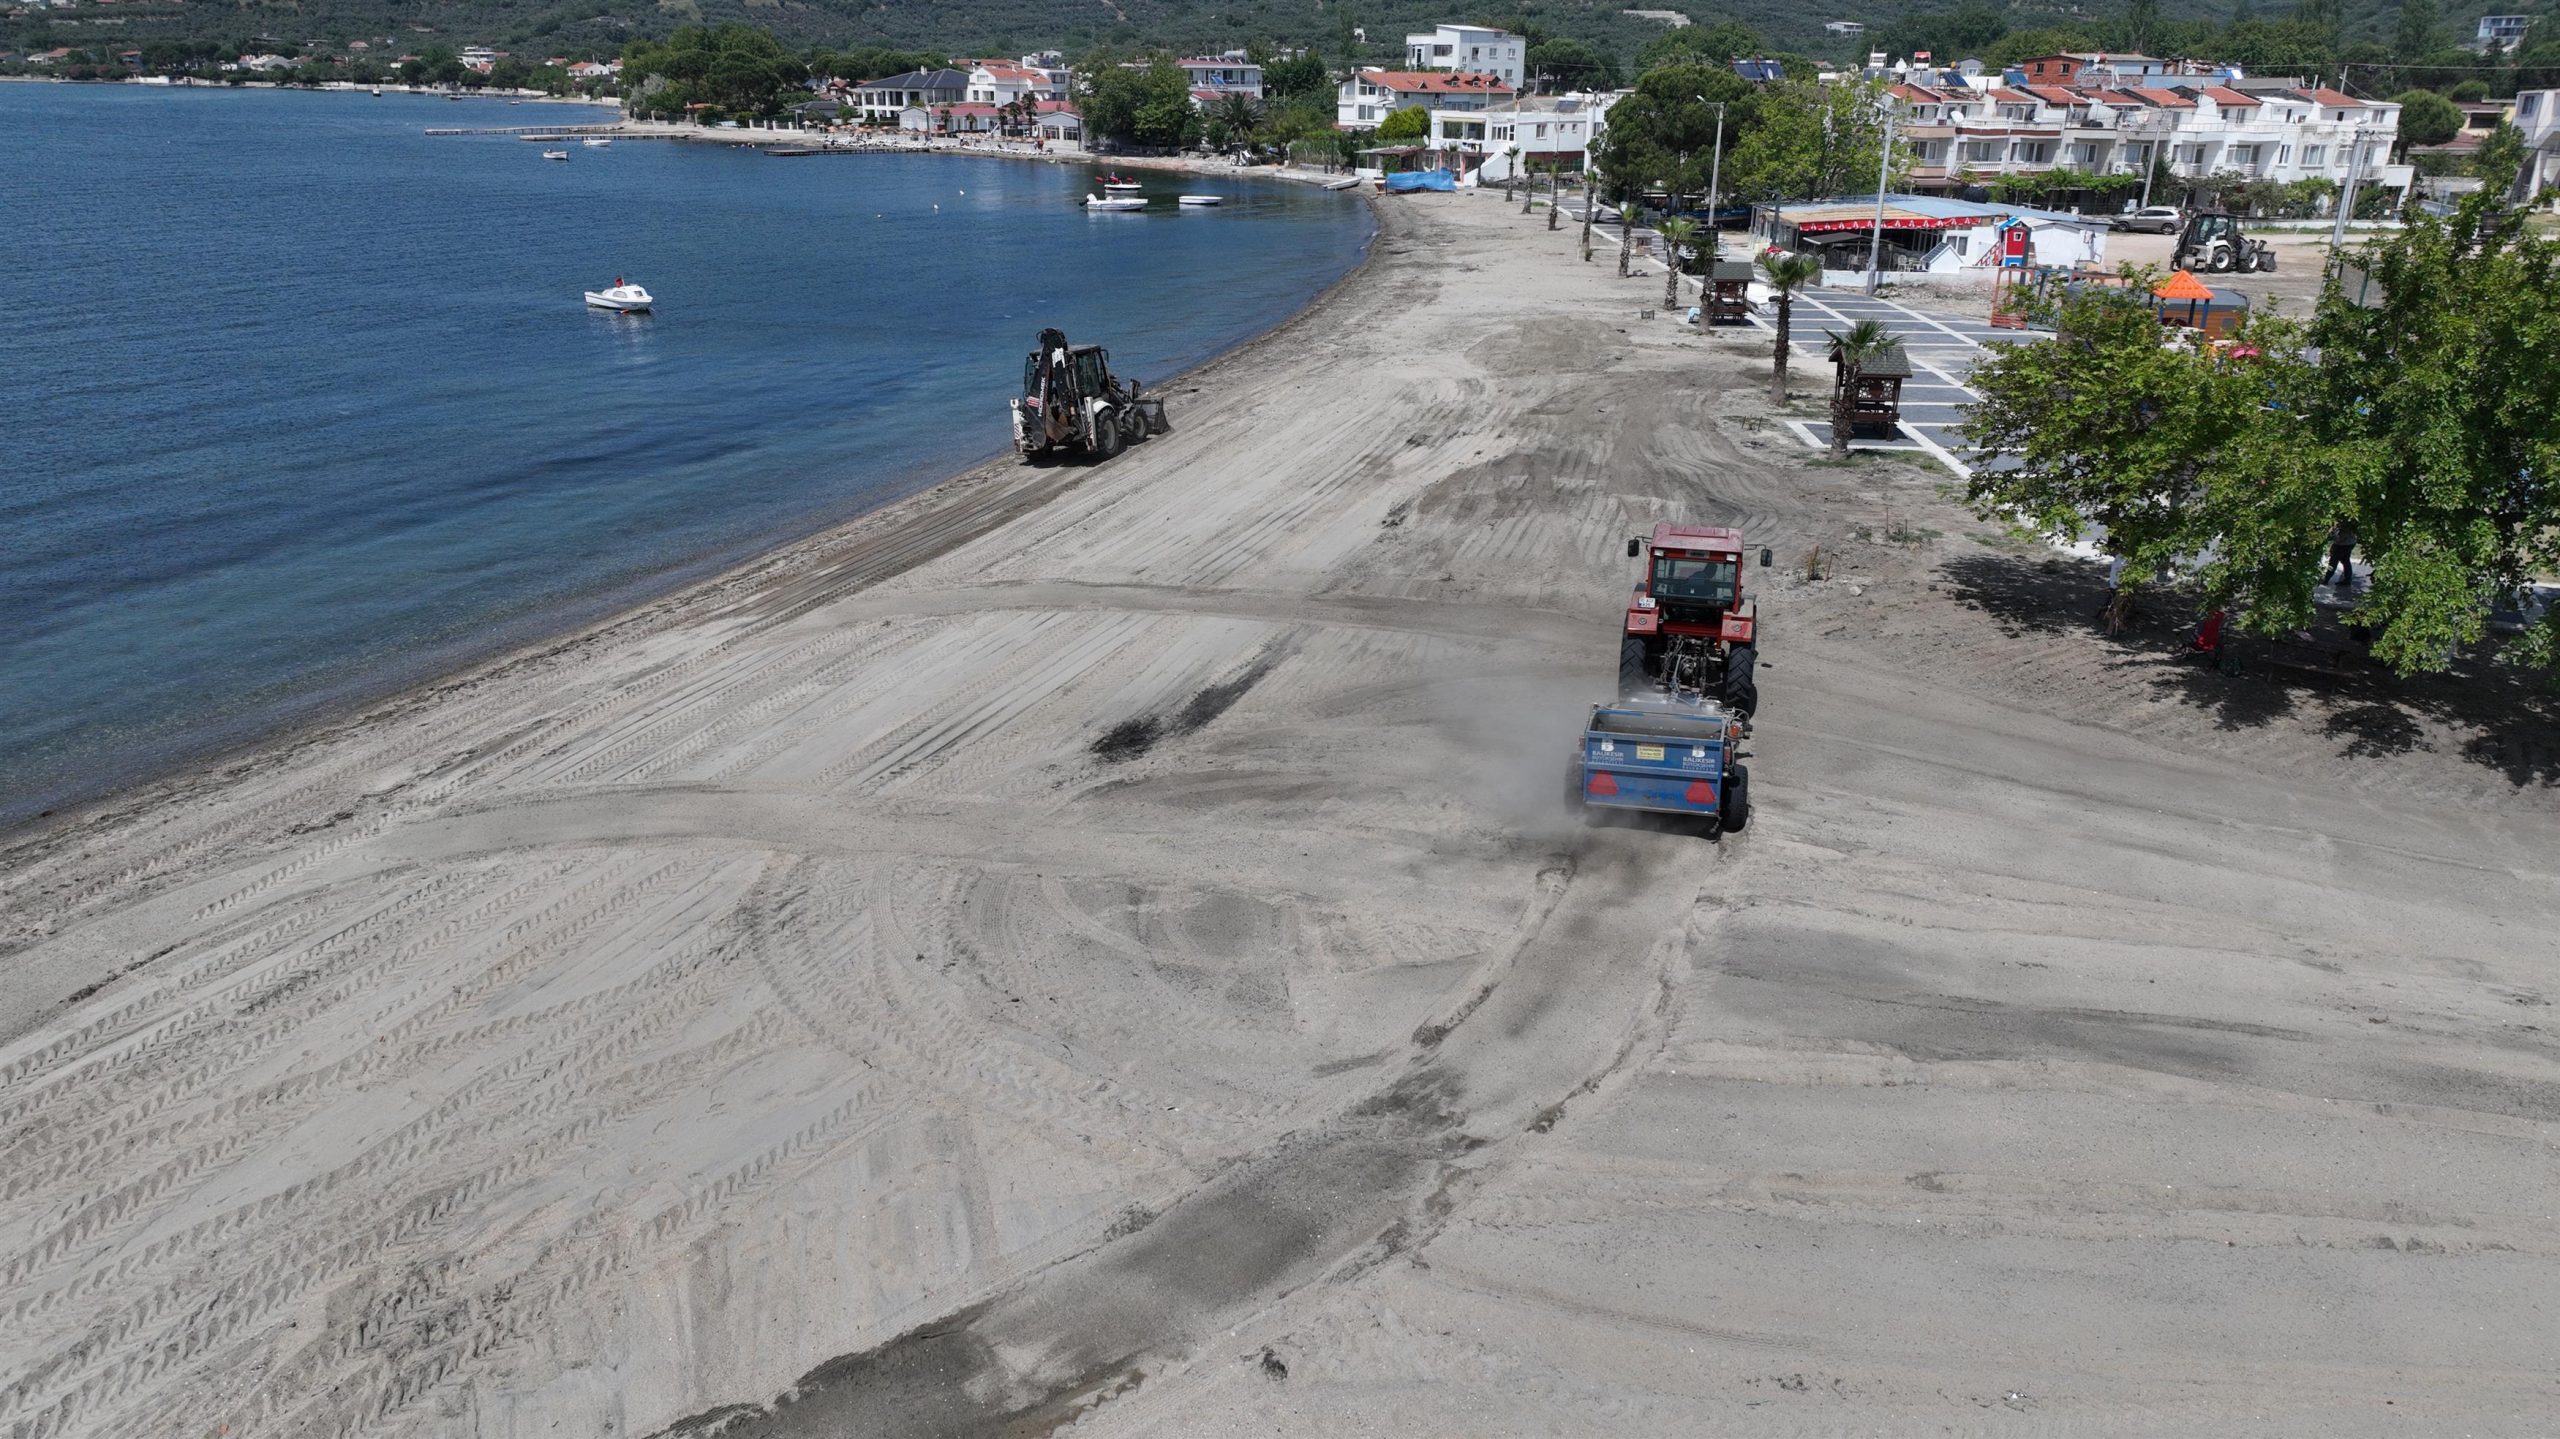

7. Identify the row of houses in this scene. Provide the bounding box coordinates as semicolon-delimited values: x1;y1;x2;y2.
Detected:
836;53;1268;125
1884;63;2413;198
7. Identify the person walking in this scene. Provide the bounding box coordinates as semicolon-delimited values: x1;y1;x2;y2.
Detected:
2321;520;2359;591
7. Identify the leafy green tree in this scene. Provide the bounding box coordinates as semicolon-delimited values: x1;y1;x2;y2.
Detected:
1526;37;1617;91
1262;50;1328;99
1591;63;1752;210
1722;78;1901;203
2448;79;2490;101
1374;104;1429;142
2393;89;2462;147
1962;280;2339;610
1760;251;1822;402
2125;0;2162;52
1081;58;1198;149
1636;21;1763;74
2395;0;2443;59
2309;188;2560;674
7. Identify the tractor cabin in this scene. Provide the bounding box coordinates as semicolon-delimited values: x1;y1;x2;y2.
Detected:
1829;337;1911;438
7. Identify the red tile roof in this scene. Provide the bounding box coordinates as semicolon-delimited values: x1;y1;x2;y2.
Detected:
2129;86;2197;107
1361;69;1512;93
2303;88;2365;107
2202;85;2260;107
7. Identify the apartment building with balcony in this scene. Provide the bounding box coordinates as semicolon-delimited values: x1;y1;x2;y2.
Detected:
1888;75;2408;205
1402;24;1525;88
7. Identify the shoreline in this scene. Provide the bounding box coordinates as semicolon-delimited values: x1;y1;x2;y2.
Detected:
0;176;1379;852
5;172;2552;1439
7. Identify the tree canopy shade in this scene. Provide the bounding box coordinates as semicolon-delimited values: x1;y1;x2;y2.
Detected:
1525;37;1619;91
1589;63;1755;206
2308;184;2560;674
622;24;806;118
2392;89;2463;147
1962;182;2560;680
1720;78;1902;203
1374;104;1431;143
1634;21;1764;73
1080;57;1198;148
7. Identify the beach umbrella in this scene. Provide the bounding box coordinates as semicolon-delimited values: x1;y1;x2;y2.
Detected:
2153;268;2213;331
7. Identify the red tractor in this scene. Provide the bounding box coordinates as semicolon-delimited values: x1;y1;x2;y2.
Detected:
1621;523;1771;716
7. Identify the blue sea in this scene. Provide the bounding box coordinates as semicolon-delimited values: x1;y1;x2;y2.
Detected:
0;85;1371;825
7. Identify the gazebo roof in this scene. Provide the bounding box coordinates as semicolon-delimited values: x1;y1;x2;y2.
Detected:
1831;338;1913;378
1710;260;1755;282
2153;268;2214;301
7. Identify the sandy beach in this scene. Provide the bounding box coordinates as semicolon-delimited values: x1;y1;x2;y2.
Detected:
3;192;2556;1438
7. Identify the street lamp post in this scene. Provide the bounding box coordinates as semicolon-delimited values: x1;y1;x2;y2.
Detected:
1695;96;1726;261
1865;95;1898;295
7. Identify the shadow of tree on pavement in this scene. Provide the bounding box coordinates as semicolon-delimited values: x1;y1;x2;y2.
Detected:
1937;553;2560;787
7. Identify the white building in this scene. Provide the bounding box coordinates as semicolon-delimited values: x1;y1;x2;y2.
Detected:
2513;90;2560;204
1887;76;2410;203
1428;93;1613;178
1825;20;1865;35
2475;15;2532;51
1402;25;1525;89
1178;56;1264;99
963;61;1046;106
1337;68;1514;128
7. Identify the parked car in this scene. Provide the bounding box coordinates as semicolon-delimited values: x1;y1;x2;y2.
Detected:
2111;205;2185;233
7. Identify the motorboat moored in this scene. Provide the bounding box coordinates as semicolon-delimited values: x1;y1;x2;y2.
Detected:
583;136;612;147
1176;194;1223;206
542;149;570;160
1324;176;1361;191
1099;172;1144;191
585;279;652;312
1083;194;1146;211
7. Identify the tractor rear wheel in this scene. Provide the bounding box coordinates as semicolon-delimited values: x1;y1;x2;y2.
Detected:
1617;636;1649;697
1721;764;1751;832
1092;414;1123;460
1722;643;1758;717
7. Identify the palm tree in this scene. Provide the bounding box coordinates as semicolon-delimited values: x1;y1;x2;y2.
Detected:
1653;217;1699;311
1823;319;1895;460
1616;181;1638;277
1210;91;1259;154
1759;251;1823;403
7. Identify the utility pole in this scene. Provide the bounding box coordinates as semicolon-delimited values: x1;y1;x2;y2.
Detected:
2329;130;2366;251
1865;96;1898;294
1549;168;1561;229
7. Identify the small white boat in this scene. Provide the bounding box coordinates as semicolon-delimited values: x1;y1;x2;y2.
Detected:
582;136;611;148
585;280;652;312
1099;173;1144;192
1083;194;1146;211
1324;176;1360;191
542;149;570;161
370;87;383;96
1177;194;1223;207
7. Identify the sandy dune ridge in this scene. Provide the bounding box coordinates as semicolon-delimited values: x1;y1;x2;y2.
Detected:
2;195;2556;1438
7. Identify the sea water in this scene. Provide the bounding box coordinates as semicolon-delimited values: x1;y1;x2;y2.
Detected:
0;85;1371;824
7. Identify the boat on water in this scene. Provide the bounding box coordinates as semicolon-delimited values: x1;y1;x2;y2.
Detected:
370;87;383;96
582;136;612;148
1099;173;1144;192
1084;194;1147;211
1177;194;1223;207
542;149;571;161
585;279;652;312
1324;176;1361;191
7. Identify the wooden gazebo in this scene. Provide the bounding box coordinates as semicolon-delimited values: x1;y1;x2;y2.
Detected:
1704;260;1755;325
1830;338;1912;437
